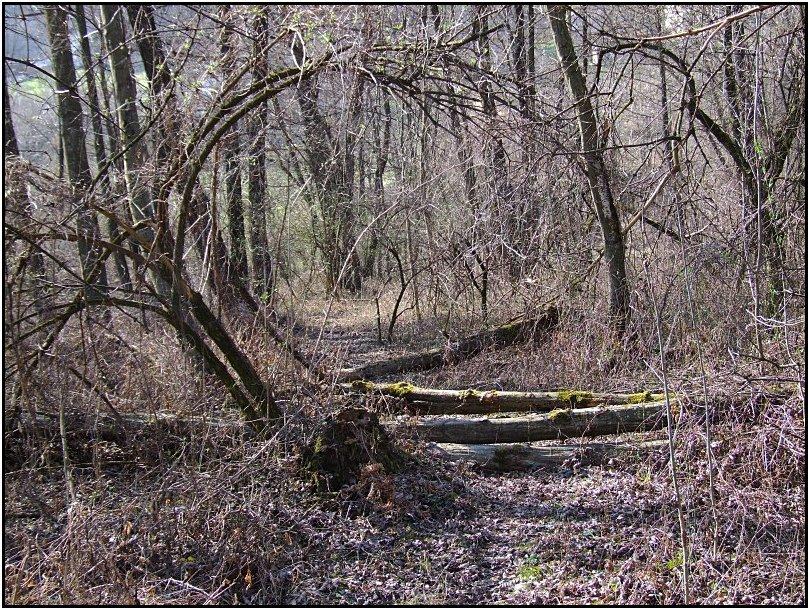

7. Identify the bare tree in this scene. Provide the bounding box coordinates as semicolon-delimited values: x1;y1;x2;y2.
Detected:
44;4;108;298
548;4;630;335
244;7;273;298
73;3;131;290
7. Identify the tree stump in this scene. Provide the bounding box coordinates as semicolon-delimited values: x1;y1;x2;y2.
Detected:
300;407;403;491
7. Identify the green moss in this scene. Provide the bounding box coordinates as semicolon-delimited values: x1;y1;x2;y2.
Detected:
664;551;685;571
555;389;592;405
493;319;527;343
517;564;544;580
313;434;325;455
517;555;546;581
628;391;670;404
383;381;415;398
459;389;483;401
355;380;414;398
351;380;374;392
626;391;652;404
547;408;571;421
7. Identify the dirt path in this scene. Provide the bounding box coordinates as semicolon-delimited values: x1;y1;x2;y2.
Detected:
281;322;800;606
286;460;688;605
287;323;661;602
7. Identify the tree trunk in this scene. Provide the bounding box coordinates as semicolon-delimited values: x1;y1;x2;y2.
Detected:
218;7;250;285
720;8;796;318
336;69;365;293
3;70;20;155
74;4;132;290
548;5;630;335
292;36;362;292
245;7;273;297
44;4;108;298
393;400;670;444
126;4;173;169
475;7;513;273
100;5;171;297
126;5;172;94
362;95;391;277
337;306;558;381
428;439;667;472
100;6;157;228
345;382;668;416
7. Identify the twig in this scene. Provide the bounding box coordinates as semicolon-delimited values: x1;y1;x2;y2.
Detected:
646;262;690;603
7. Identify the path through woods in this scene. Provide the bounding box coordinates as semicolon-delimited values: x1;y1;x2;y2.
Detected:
274;318;796;604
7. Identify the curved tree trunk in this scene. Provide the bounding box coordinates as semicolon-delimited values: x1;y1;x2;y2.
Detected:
127;4;233;302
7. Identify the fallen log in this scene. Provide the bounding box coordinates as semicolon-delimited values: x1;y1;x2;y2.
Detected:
344;381;668;415
389;400;672;444
336;306;558;382
9;410;240;439
5;410;247;470
428;439;668;471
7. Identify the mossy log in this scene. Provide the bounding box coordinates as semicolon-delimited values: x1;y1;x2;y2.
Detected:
336;306;558;382
428;439;668;471
389;400;673;444
344;381;668;415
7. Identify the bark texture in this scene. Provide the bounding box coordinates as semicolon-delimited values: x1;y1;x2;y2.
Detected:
100;5;157;228
244;7;273;296
428;439;667;471
74;4;131;289
44;5;107;296
346;382;668;416
218;7;250;284
337;306;558;382
392;400;670;444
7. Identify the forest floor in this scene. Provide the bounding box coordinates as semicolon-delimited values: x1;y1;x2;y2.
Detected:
4;304;805;605
289;306;805;605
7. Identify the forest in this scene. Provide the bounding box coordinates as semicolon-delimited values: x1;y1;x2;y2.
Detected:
3;3;806;605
